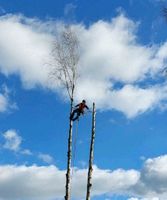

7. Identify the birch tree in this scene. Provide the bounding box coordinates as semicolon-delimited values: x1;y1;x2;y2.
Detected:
50;25;79;200
86;103;96;200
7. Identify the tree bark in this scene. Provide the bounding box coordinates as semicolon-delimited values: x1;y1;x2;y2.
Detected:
86;102;96;200
65;99;74;200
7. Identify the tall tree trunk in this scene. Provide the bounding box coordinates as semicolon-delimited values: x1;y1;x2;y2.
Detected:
65;98;74;200
86;102;96;200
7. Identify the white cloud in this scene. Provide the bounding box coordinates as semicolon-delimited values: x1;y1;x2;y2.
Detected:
75;16;167;117
0;14;54;89
104;84;167;118
3;130;22;152
77;17;153;83
2;130;34;155
0;85;18;113
133;155;167;197
91;167;139;197
2;130;56;163
0;165;139;200
0;165;64;200
38;153;54;164
0;84;16;113
0;93;8;112
21;149;33;155
0;14;167;117
1;155;167;199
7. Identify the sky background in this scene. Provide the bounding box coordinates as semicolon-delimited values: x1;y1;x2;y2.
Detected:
0;0;167;200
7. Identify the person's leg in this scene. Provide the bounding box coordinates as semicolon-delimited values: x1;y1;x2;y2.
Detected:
70;109;78;120
72;110;81;121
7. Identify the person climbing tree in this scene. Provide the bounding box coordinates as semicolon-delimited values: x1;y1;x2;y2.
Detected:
70;100;89;121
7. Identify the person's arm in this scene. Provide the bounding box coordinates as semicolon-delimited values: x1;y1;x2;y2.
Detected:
85;105;89;110
75;103;80;108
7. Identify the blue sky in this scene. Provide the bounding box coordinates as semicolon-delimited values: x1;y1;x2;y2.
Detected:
0;0;167;200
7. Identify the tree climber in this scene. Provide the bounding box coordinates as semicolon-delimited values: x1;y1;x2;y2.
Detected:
70;100;89;121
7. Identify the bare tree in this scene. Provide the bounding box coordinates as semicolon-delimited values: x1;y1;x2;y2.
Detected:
50;25;79;200
86;102;96;200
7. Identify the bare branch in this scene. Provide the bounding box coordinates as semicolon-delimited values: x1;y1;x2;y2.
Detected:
49;25;79;101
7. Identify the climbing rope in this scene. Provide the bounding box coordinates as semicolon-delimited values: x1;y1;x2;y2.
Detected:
69;109;92;196
71;119;79;178
69;119;79;197
71;109;91;173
